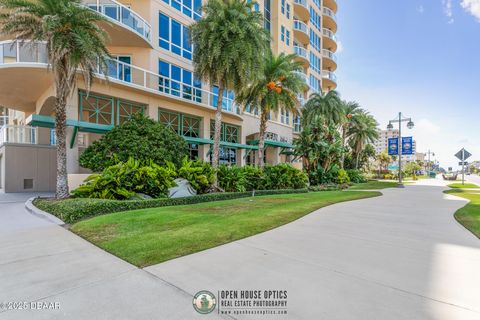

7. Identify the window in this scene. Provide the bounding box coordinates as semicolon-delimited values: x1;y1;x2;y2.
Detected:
309;75;321;93
286;30;290;46
108;56;131;82
264;0;271;32
281;0;285;14
158;60;202;102
309;29;321;51
247;0;259;12
159;13;192;59
280;109;290;124
245;105;259;116
211;86;236;113
309;52;321;74
209;121;239;165
310;7;322;32
162;0;202;20
286;3;290;18
281;25;285;42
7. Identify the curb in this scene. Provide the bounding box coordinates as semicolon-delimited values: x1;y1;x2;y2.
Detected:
25;197;65;225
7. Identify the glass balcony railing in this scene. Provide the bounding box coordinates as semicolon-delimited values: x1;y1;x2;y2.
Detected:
83;0;151;43
322;49;337;62
322;70;337;82
322;28;337;42
293;46;308;59
293;20;309;35
0;116;8;127
0;41;47;64
322;7;337;21
293;0;308;9
0;125;37;145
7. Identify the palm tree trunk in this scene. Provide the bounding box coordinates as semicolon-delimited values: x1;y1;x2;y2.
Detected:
212;82;224;185
54;87;69;199
258;110;268;168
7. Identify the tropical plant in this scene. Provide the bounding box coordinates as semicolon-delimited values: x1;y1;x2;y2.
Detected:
377;151;391;173
346;169;367;183
217;165;247;192
176;157;215;194
301;90;342;127
348;111;379;169
404;161;422;177
236;51;305;168
0;0;110;198
242;165;264;191
339;101;363;168
72;158;177;200
336;169;350;185
190;0;268;174
263;164;308;189
79;114;188;172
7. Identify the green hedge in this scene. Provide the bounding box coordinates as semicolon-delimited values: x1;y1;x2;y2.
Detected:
34;189;309;224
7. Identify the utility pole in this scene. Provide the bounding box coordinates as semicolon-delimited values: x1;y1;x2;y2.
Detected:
387;113;414;186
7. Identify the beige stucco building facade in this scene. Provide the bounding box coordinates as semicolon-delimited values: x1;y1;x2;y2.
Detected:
0;0;338;192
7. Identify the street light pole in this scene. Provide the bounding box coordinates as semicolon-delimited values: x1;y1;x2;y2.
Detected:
387;113;414;187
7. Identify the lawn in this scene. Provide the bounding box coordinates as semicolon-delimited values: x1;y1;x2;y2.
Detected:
349;180;400;190
445;189;480;238
447;183;480;189
71;191;380;267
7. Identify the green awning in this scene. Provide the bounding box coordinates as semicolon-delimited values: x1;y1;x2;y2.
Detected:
185;136;258;150
26;114;114;133
247;139;294;149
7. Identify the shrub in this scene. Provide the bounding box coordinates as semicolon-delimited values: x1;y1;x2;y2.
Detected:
309;165;339;185
176;157;215;194
34;189;309;223
217;165;247;192
242;165;265;191
383;173;395;180
263;164;308;190
346;169;367;183
79;114;188;172
336;169;351;185
72;158;177;199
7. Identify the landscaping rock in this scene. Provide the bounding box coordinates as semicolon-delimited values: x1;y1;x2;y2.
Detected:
169;178;197;198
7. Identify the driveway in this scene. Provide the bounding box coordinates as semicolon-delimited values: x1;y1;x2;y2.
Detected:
1;182;480;319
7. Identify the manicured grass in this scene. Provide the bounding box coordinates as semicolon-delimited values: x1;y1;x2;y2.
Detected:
71;191;380;267
348;180;399;190
447;183;480;189
444;189;480;238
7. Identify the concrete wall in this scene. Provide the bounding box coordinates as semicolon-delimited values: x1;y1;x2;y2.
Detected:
0;143;56;193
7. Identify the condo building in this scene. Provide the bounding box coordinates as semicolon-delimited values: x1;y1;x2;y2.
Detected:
0;0;338;192
373;129;417;162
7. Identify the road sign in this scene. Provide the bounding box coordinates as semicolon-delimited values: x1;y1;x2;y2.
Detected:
455;148;472;161
388;138;398;155
459;161;468;166
401;137;413;155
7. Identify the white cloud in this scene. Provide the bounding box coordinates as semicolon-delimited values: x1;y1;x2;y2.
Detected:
442;0;455;23
336;40;344;53
417;5;425;14
415;119;441;134
461;0;480;20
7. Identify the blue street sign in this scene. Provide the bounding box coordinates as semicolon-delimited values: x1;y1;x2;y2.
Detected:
388;138;398;155
402;137;413;155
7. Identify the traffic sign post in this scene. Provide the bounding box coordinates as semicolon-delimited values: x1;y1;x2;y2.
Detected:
455;148;472;185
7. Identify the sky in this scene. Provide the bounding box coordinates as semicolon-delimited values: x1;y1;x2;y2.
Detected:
336;0;480;170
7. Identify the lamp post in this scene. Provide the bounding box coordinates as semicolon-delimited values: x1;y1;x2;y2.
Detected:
387;112;414;185
426;150;435;174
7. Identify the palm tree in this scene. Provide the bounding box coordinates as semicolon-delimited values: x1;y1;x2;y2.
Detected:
302;90;342;126
190;0;268;173
0;0;110;198
236;51;304;168
377;151;391;177
339;100;362;168
348;111;379;169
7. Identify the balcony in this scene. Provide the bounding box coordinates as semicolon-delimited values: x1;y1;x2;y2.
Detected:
322;28;337;52
0;41;242;117
83;0;152;48
0;125;37;146
293;46;309;66
322;7;337;32
293;0;310;21
293;20;309;44
294;71;309;91
321;70;337;91
322;49;337;70
323;0;338;13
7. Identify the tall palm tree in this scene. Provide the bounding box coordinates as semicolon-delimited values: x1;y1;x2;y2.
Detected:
190;0;268;173
348;111;379;169
302;90;342;126
236;51;304;168
0;0;110;198
340;100;363;168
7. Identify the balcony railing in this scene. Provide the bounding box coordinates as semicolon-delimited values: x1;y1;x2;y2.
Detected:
322;28;337;42
293;46;308;59
293;0;308;9
0;116;8;127
322;70;337;82
293;20;309;34
0;40;241;116
83;0;151;43
0;125;37;145
322;49;337;62
322;7;337;21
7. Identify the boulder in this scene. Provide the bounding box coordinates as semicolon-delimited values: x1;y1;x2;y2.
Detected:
168;178;197;198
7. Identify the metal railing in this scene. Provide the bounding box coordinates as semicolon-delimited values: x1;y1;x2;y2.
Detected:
322;28;337;42
293;46;308;59
322;7;337;21
293;20;309;34
0;125;37;145
293;0;308;9
322;70;337;82
322;49;337;62
83;0;151;43
0;40;241;116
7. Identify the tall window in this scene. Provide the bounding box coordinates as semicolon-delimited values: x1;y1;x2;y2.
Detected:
159;13;192;60
309;29;321;51
286;30;290;46
309;52;321;74
309;75;321;93
281;25;285;42
108;56;131;82
162;0;202;20
211;86;236;113
210;121;240;165
309;7;322;32
281;0;285;14
286;3;290;18
264;0;271;32
159;109;201;159
158;60;202;102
